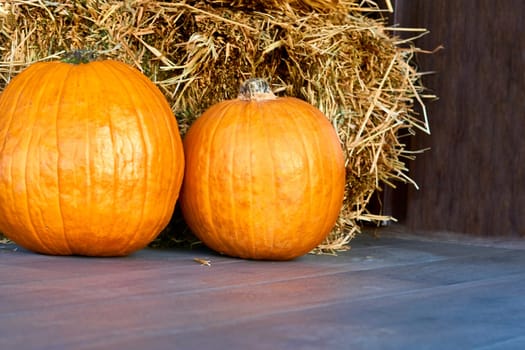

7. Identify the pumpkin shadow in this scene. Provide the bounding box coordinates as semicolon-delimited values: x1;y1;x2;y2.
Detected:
149;204;200;249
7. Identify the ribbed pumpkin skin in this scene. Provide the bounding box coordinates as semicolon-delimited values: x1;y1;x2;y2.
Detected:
180;95;346;260
0;60;184;256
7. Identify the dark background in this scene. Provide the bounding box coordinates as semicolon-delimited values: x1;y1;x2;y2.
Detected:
385;0;524;236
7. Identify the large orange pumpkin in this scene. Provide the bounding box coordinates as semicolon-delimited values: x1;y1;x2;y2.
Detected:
0;52;185;256
180;78;346;260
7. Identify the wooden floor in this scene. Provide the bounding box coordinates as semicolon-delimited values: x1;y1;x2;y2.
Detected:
1;226;525;350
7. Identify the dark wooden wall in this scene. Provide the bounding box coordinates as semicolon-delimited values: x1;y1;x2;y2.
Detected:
390;1;525;236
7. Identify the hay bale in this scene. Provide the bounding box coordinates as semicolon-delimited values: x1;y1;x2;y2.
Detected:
0;0;432;253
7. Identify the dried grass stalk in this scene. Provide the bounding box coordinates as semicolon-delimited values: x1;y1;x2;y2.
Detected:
0;0;433;253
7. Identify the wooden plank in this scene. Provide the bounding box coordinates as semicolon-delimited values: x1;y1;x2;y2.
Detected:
391;0;525;236
2;229;525;349
163;274;525;350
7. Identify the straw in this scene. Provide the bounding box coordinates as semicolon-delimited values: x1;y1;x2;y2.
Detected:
0;0;434;253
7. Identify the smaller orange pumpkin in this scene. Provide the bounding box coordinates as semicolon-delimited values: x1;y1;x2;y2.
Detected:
0;51;185;256
180;78;346;260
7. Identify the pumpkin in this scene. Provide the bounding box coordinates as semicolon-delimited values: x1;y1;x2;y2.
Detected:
180;78;346;260
0;51;185;256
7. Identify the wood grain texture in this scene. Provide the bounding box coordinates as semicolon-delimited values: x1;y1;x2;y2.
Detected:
2;227;525;349
392;0;525;236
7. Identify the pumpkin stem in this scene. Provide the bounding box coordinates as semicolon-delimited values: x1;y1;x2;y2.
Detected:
238;78;277;101
61;50;98;65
